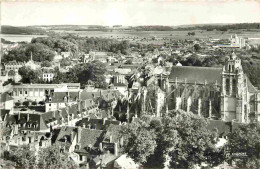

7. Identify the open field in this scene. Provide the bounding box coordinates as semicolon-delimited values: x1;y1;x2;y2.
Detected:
2;30;260;44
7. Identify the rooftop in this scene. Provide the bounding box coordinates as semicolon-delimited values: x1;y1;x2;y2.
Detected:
169;66;222;85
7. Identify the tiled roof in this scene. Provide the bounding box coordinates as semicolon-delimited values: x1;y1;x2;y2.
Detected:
245;75;258;93
1;93;13;102
76;118;120;130
76;128;105;153
55;126;76;144
169;66;222;85
48;92;79;103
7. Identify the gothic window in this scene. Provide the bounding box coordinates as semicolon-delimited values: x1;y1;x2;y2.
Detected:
228;65;231;71
210;91;214;98
188;86;194;96
232;65;234;72
226;79;230;95
232;79;236;95
183;98;187;110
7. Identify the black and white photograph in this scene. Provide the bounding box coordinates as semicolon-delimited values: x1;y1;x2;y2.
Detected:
1;0;260;168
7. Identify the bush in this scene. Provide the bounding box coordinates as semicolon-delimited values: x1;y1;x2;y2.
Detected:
23;101;30;107
38;101;45;105
15;102;21;107
32;101;37;106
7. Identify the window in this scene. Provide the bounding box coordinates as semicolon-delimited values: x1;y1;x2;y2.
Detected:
25;91;28;95
20;91;22;94
80;155;83;161
210;91;214;98
49;104;51;106
232;79;236;95
226;79;230;95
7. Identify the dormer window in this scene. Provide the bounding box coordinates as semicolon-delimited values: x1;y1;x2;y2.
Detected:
75;144;80;150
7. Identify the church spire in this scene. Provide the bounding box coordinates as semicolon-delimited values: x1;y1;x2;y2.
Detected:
231;51;237;60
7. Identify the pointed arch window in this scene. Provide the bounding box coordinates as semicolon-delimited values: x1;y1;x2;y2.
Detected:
232;79;236;95
226;79;230;95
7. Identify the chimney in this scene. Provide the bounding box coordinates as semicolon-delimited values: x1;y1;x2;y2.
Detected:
78;102;81;112
52;111;55;118
27;113;30;122
109;135;113;143
14;124;19;135
114;143;118;156
99;142;103;152
70;132;75;142
103;118;107;125
120;137;124;147
77;126;82;143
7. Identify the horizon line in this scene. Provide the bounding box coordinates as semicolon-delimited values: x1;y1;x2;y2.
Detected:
2;22;260;27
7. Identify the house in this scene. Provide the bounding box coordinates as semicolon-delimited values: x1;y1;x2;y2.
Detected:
0;93;14;115
42;67;54;82
45;91;79;112
12;83;80;102
112;75;128;97
4;61;25;73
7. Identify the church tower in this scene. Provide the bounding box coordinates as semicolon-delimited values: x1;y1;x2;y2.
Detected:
221;52;247;122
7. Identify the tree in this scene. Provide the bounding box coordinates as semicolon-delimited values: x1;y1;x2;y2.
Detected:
15;102;21;107
125;59;132;64
8;70;16;76
7;145;37;169
75;61;108;88
226;123;260;169
194;44;201;51
32;101;37;106
120;118;157;164
41;60;52;67
131;110;223;169
167;110;219;169
38;145;77;169
38;101;45;106
18;66;42;83
23;101;30;107
60;57;71;67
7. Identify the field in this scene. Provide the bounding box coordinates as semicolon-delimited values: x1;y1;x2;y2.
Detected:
56;29;260;45
2;29;260;45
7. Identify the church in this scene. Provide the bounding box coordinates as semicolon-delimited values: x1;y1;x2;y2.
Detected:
165;52;260;123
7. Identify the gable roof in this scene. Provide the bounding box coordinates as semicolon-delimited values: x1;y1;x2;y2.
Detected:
169;66;222;85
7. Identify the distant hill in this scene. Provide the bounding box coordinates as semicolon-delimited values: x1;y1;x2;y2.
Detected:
1;25;46;35
174;23;260;31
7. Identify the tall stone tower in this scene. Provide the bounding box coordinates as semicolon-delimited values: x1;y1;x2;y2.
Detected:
221;52;247;122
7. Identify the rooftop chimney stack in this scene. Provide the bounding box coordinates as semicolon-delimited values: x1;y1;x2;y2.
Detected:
77;126;82;143
114;143;118;156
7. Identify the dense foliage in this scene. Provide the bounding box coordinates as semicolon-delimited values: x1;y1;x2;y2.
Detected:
226;123;260;169
120;110;223;168
5;145;76;169
2;25;46;35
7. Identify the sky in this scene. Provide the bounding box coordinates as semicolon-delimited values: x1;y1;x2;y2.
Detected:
1;0;260;26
